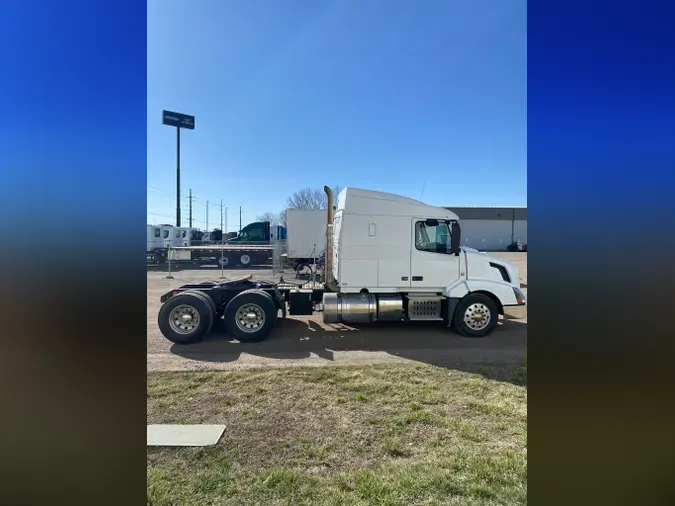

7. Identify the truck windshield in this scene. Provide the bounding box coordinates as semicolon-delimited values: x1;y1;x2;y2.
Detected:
234;227;263;241
415;220;453;254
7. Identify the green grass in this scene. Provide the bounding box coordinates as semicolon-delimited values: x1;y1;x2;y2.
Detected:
147;363;526;506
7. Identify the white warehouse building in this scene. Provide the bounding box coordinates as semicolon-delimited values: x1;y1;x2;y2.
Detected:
443;207;527;251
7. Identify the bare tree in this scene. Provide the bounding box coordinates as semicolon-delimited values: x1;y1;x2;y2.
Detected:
277;211;287;227
286;186;342;210
285;188;324;210
256;212;281;225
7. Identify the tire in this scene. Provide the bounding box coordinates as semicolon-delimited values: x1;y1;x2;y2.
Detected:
183;290;218;332
452;293;499;338
224;289;278;343
158;292;214;344
218;254;230;268
240;254;251;266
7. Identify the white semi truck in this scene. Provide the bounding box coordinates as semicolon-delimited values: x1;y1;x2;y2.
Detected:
156;186;526;343
147;225;199;251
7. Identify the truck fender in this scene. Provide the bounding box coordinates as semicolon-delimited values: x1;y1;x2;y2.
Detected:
445;280;470;299
445;280;519;311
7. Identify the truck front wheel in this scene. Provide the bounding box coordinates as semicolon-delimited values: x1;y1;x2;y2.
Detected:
452;293;499;338
224;289;278;343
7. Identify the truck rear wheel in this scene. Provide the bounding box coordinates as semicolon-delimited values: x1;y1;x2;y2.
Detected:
183;290;218;332
224;289;278;343
158;292;214;344
452;293;499;338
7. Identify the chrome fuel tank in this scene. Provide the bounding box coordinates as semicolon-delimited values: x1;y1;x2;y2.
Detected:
323;293;403;324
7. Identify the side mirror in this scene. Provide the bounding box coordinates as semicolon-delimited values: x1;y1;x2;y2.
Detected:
450;221;461;255
424;219;439;227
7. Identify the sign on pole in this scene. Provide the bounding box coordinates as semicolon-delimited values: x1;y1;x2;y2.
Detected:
162;109;195;227
162;110;195;130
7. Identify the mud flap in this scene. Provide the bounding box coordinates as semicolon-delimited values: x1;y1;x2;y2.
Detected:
273;289;287;318
444;298;460;327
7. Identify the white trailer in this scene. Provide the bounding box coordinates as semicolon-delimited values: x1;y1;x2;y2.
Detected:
284;209;329;273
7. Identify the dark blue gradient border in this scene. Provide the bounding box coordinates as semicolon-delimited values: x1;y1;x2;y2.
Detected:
2;0;675;504
1;1;146;504
529;1;675;505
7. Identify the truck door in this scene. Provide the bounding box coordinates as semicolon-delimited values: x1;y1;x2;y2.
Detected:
162;227;172;248
409;218;460;291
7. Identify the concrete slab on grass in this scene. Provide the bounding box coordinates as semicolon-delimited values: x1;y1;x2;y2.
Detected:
147;424;226;447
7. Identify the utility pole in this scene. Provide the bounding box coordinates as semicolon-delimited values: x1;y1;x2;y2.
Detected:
225;207;228;237
239;206;242;232
220;200;224;236
188;189;193;228
206;201;209;232
219;199;225;278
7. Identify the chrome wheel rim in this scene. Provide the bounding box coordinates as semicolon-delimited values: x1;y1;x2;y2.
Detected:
219;256;229;266
463;302;491;331
240;254;251;265
235;303;265;333
169;304;201;334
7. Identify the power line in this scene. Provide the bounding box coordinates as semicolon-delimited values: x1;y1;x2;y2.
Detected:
147;191;190;202
147;213;208;227
147;185;205;201
147;184;172;193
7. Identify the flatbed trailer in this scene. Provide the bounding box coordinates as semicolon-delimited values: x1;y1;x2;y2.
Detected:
147;244;274;268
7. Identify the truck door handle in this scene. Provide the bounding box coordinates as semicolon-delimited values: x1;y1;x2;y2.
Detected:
412;276;423;281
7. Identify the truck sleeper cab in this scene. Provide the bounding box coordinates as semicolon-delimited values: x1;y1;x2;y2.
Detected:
321;187;525;337
156;187;525;345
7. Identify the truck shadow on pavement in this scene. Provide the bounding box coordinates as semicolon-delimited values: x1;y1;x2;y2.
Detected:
169;317;528;386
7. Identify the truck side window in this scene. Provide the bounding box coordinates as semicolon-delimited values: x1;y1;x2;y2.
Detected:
249;229;264;240
154;229;160;238
415;221;452;254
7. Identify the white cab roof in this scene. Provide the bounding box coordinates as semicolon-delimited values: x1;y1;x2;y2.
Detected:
337;187;459;221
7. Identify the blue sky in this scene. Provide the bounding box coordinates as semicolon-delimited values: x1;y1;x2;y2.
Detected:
148;0;526;230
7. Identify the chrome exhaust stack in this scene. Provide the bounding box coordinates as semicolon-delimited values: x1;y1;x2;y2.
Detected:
323;186;339;292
